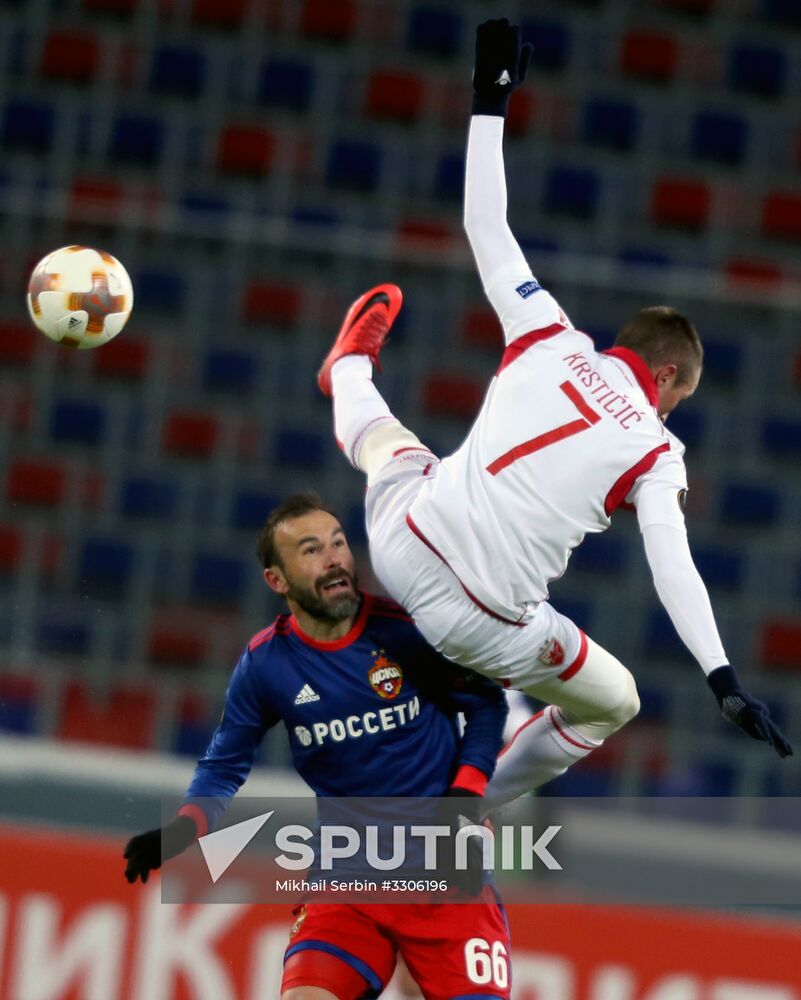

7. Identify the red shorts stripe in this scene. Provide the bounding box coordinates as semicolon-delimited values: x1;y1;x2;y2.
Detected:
549;706;597;752
558;629;588;682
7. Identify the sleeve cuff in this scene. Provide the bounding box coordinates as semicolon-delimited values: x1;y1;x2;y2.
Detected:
451;764;489;796
177;803;208;838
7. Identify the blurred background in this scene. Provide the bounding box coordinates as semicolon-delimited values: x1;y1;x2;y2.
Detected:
1;0;801;997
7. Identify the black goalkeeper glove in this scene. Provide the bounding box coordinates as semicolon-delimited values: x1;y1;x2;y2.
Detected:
123;814;198;884
707;666;793;759
439;788;487;897
472;18;533;118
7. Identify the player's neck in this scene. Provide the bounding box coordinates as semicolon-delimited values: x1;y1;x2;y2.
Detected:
289;603;357;643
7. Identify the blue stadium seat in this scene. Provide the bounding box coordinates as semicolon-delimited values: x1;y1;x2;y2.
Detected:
691;545;744;591
37;614;92;657
645;607;686;659
664;405;705;448
150;44;207;98
618;247;673;269
2;98;55;151
699;339;742;386
259;57;315;111
407;5;463;57
636;683;670;722
135;268;186;312
344;504;367;547
541;766;615;797
719;482;780;526
0;678;37;734
109;113;164;166
433;151;464;202
543;166;600;218
191;552;248;606
691;110;748;165
291;205;341;230
231;490;279;531
274;429;327;469
203;349;257;392
760;418;801;458
181;191;232;219
78;537;135;598
583;97;639;150
728;43;787;98
569;533;628;575
326;139;383;192
551;598;592;631
120;475;180;520
521;18;570;72
761;0;801;26
49;399;106;446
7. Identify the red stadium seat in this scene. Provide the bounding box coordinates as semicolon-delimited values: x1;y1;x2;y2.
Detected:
92;335;152;381
760;619;801;673
650;178;711;230
0;321;37;367
762;192;801;242
69;177;126;221
423;373;485;419
506;89;537;137
396;217;454;248
620;31;678;82
148;624;208;668
0;524;23;573
162;410;221;458
301;0;356;42
216;125;275;177
242;280;302;327
191;0;249;28
365;71;425;123
461;305;502;350
725;257;782;287
57;679;157;748
6;459;66;507
40;30;100;84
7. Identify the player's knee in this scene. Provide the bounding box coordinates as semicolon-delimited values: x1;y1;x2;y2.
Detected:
609;670;640;728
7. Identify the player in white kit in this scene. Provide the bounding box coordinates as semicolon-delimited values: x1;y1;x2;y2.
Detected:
317;19;792;802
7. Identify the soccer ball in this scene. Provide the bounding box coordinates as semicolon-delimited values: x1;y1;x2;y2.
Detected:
26;245;133;349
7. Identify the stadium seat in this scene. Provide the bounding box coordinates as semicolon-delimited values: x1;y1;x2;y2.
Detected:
650;178;711;230
407;5;463;57
274;428;327;469
0;524;22;577
148;623;208;668
729;43;786;98
618;247;673;269
663;405;704;448
291;205;341;230
725;256;782;286
135;268;186;312
422;373;484;419
78;537;135;599
191;0;249;28
0;321;37;367
365;70;425;124
259;57;315;111
162;410;221;459
760;619;801;673
231;490;279;531
620;31;678;82
82;0;138;13
120;474;179;520
461;305;501;351
645;606;687;659
57;679;156;748
108;113;164;167
569;533;628;575
191;552;248;607
49;398;107;447
326;138;383;193
202;348;257;392
173;693;213;755
691;545;744;591
92;335;151;381
720;482;780;527
760;418;801;458
544;166;600;218
699;339;742;386
761;193;801;242
7;459;66;507
69;176;126;221
505;90;536;138
396;217;454;248
301;0;356;41
691;110;748;165
242;280;301;327
0;675;39;734
761;0;801;26
583;97;639;150
433;151;465;202
180;191;232;220
37;615;92;657
40;30;100;84
216;125;274;177
2;98;55;152
150;43;207;98
521;18;571;72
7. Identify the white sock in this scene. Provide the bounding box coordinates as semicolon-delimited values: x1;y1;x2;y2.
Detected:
485;705;603;811
331;355;395;469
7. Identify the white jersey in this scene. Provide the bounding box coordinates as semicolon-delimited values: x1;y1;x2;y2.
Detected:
408;281;687;622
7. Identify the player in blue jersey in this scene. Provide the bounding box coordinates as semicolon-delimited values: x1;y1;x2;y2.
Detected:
124;492;512;1000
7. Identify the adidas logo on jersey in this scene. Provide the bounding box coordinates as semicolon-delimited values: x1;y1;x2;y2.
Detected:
294;684;320;705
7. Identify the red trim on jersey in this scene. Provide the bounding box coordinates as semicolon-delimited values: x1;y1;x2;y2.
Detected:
451;763;489;797
558;630;588;682
290;593;373;651
561;381;602;425
497;323;566;375
602;347;659;407
604;442;670;516
487;418;589;475
497;708;547;759
392;446;437;459
406;514;526;628
177;803;208;839
549;706;597;752
248;625;275;651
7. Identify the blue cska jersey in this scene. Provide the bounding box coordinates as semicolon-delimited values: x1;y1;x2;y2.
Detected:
184;593;507;830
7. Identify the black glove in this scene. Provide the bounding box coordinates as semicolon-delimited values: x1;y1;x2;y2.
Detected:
707;666;793;759
472;18;533;118
439;788;487;897
124;815;198;884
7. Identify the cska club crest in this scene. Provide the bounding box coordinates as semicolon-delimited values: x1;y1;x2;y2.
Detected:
369;650;404;699
537;637;565;667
